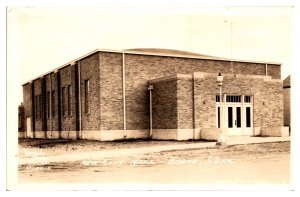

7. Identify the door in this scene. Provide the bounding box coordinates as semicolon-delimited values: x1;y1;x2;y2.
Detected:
26;117;32;138
226;105;243;136
216;95;253;136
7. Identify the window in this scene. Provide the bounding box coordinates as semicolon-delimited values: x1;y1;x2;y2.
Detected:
67;85;71;115
216;95;220;102
62;87;66;116
39;94;42;119
84;80;90;114
35;95;38;119
246;107;251;127
244;96;251;103
217;107;220;128
51;90;55;117
46;92;50;118
226;95;241;103
228;107;233;128
34;94;42;119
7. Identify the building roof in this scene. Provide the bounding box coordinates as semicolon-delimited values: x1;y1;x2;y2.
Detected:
124;48;220;59
283;75;291;88
22;48;282;85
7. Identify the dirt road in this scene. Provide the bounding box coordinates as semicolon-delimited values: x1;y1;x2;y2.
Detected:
18;141;290;184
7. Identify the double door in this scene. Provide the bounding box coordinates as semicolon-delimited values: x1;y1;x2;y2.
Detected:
225;103;252;136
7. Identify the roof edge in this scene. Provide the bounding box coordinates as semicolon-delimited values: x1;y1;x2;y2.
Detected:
22;48;282;85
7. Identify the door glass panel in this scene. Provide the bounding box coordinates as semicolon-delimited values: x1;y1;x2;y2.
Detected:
217;107;220;128
246;107;251;127
236;107;241;128
228;107;233;128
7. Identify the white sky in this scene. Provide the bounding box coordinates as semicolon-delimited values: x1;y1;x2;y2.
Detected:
4;2;300;190
7;5;294;103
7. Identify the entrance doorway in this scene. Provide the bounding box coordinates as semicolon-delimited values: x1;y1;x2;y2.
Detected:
216;95;253;136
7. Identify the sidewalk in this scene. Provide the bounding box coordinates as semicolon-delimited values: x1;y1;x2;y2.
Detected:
226;136;290;145
18;136;290;165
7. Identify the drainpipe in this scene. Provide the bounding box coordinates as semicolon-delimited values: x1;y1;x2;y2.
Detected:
50;74;53;138
122;53;127;138
148;84;153;138
192;73;195;140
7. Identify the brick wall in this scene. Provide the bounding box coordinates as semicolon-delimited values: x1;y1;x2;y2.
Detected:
193;73;283;131
149;76;178;129
80;52;100;131
59;65;75;131
21;50;282;137
176;75;193;129
267;64;281;79
33;78;42;131
194;74;218;129
283;88;290;126
124;53;280;130
22;83;32;132
99;52;124;130
51;72;59;131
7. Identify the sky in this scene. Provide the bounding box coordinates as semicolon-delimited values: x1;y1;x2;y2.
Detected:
7;5;294;104
3;2;300;189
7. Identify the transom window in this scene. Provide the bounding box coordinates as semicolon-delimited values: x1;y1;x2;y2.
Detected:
244;96;251;103
216;95;252;103
226;95;241;103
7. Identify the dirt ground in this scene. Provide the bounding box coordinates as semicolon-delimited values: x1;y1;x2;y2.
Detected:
18;138;200;157
18;139;290;185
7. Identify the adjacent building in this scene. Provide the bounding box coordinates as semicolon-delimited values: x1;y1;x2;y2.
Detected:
18;48;289;141
283;75;291;130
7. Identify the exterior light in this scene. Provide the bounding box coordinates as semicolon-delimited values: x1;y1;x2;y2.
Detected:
217;73;223;86
217;72;226;145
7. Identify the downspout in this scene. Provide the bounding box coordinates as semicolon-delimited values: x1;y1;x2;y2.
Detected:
122;53;127;138
192;73;195;140
50;76;52;137
78;61;82;139
148;85;153;138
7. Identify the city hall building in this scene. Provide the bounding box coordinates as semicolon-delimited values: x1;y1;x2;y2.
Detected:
18;48;289;141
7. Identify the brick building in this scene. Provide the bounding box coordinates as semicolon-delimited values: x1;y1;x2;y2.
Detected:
19;48;289;141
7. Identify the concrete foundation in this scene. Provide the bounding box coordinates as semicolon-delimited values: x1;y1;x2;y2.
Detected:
200;128;220;141
261;127;290;137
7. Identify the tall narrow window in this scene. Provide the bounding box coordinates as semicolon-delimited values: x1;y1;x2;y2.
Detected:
67;85;71;115
84;80;90;114
246;107;251;127
47;92;50;118
236;107;241;128
217;107;220;128
228;107;233;128
62;87;66;116
51;90;55;117
39;94;42;119
35;95;38;119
